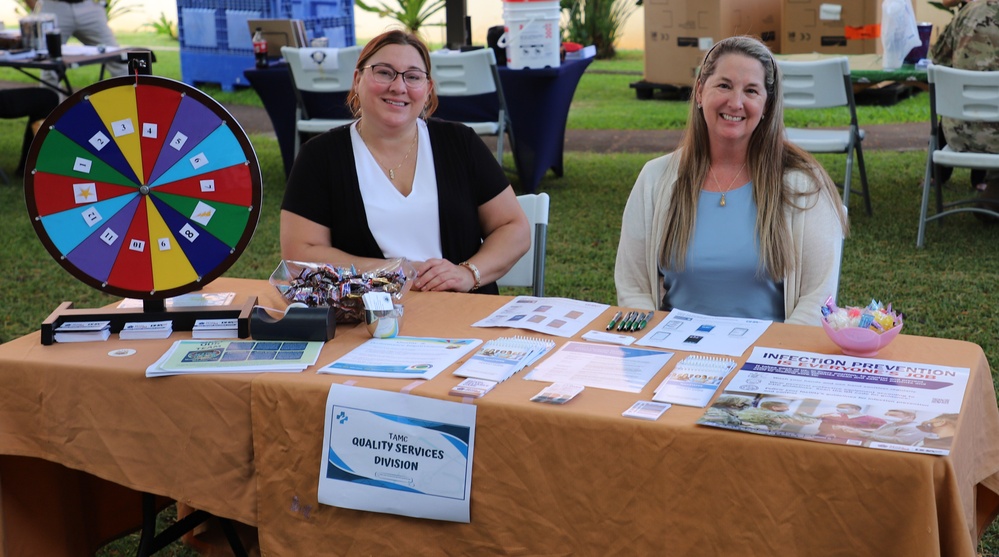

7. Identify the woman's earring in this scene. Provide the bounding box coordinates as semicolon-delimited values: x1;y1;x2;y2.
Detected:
696;102;702;109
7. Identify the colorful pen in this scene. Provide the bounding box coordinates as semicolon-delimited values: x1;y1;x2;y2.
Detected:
606;311;623;331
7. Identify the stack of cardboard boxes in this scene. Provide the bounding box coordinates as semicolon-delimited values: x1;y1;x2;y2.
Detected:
643;0;904;87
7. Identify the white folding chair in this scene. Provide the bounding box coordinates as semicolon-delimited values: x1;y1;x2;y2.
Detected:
429;48;512;164
281;46;362;157
498;193;549;297
917;64;999;248
778;57;871;215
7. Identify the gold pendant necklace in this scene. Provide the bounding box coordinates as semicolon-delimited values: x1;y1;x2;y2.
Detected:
709;162;747;207
358;122;418;181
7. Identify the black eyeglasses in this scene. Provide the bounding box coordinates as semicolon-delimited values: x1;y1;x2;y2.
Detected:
362;63;429;87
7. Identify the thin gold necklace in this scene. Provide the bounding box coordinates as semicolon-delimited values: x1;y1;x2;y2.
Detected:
709;162;747;207
358;122;418;181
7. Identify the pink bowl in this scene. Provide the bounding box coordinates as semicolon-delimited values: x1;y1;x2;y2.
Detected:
821;319;903;358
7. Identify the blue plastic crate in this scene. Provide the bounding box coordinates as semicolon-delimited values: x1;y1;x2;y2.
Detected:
178;0;355;89
180;50;255;91
279;0;350;19
303;15;354;47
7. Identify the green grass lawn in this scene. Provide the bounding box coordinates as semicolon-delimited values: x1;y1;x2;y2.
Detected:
1;36;997;556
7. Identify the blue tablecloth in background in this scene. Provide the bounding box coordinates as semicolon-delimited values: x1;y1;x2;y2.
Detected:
245;56;592;192
497;57;592;192
244;65;299;179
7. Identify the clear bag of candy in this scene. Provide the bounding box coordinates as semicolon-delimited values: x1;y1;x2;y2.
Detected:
269;259;417;324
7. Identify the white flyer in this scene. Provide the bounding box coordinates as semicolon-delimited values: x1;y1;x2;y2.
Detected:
635;308;771;357
525;341;674;393
472;296;610;338
318;383;476;522
319;337;481;380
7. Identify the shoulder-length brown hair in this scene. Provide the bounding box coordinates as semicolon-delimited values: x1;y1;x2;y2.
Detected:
346;29;439;118
660;35;847;281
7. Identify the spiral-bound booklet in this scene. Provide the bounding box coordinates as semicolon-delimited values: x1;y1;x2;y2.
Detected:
453;336;555;383
652;355;737;407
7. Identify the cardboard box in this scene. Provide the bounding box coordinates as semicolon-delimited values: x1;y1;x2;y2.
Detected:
781;0;908;55
643;0;782;86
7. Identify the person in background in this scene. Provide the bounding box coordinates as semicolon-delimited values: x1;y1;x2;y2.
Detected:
26;0;127;89
0;86;60;176
929;0;999;214
280;30;530;294
615;35;848;325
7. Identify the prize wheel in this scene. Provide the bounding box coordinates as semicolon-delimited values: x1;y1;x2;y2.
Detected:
24;75;262;300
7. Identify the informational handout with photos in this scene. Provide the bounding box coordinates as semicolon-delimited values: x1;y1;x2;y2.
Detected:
146;339;323;376
696;347;972;455
319;383;476;522
320;337;481;380
635;309;771;357
525;341;674;393
472;296;610;338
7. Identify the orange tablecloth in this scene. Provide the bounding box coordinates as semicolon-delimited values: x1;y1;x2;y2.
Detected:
2;278;998;556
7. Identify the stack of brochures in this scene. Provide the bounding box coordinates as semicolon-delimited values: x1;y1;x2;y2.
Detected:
652;355;737;407
54;320;111;343
453;336;555;383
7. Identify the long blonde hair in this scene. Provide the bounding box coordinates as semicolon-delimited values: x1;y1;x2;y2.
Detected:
660;35;847;281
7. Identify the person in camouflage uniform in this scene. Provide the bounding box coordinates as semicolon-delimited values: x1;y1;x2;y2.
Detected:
929;0;999;213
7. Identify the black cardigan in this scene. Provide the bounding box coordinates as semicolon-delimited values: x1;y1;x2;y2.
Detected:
282;118;509;294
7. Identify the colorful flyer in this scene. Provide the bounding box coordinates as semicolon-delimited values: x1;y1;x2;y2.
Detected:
697;347;972;455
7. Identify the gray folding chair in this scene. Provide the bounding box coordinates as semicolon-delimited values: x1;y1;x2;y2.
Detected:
498;193;549;297
281;45;362;158
429;48;512;164
779;57;871;215
917;64;999;247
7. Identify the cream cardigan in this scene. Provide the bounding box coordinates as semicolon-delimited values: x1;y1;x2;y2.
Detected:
614;151;844;326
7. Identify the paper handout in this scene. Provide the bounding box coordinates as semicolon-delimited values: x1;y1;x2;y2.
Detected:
320;337;481;380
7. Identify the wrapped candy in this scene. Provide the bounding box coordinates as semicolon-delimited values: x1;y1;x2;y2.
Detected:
270;259;417;323
820;297;902;334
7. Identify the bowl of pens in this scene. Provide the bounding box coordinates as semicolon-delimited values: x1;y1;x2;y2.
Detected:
820;298;903;358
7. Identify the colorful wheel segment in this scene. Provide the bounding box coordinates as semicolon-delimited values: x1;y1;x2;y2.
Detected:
24;75;262;300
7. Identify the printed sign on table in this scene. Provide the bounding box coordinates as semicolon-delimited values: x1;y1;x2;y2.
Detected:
318;384;476;522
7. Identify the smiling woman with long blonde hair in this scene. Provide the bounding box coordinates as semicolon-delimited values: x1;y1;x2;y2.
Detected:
615;35;848;325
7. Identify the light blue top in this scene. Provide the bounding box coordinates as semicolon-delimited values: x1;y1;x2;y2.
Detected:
659;182;784;322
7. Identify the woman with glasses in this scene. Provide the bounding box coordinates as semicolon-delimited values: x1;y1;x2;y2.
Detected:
281;30;530;293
